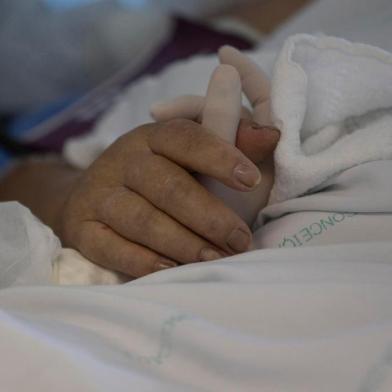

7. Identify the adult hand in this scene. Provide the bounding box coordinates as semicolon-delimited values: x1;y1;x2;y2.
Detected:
59;119;265;278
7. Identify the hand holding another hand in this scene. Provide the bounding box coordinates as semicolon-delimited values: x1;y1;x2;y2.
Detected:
59;119;271;278
151;46;279;225
60;46;279;278
0;47;279;280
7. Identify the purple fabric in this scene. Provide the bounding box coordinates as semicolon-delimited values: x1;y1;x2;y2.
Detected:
28;17;253;152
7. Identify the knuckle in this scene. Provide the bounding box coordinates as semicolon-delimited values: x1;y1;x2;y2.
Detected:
126;252;161;277
206;215;224;235
124;151;151;186
99;189;124;222
178;125;203;154
157;171;188;206
130;200;157;231
212;140;236;165
201;203;241;243
113;246;137;276
150;118;201;153
205;214;234;245
150;255;167;273
162;175;179;200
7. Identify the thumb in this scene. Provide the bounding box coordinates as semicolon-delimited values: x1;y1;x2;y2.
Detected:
236;119;280;164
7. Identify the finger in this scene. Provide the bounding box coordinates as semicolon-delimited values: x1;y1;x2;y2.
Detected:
151;95;204;122
240;106;252;120
236;119;280;164
199;65;254;226
201;64;242;144
146;119;261;192
151;95;251;123
77;220;178;278
124;152;252;254
218;45;272;125
96;188;228;262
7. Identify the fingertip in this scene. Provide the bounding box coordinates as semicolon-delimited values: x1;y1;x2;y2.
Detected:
233;162;262;190
250;122;280;142
209;64;241;91
218;45;241;63
213;64;240;80
203;65;242;142
150;101;166;121
154;258;178;272
217;45;230;58
236;119;280;164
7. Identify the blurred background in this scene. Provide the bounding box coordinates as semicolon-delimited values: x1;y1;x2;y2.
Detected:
2;0;388;166
0;0;312;165
0;0;310;113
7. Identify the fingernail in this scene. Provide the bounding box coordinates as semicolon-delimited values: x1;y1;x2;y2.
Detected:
156;259;177;270
200;248;223;262
227;228;251;252
233;163;261;189
251;123;280;138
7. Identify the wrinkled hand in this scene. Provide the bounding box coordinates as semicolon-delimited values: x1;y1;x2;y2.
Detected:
59;119;265;278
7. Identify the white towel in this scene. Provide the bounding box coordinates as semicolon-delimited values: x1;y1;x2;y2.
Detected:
270;34;392;203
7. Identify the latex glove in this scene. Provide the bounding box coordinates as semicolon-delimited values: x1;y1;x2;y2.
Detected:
218;45;272;126
151;48;279;226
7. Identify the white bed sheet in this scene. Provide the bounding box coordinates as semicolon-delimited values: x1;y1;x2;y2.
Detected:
1;242;392;391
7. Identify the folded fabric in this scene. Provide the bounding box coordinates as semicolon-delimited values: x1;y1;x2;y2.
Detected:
53;248;126;285
0;202;60;289
255;159;392;248
270;34;392;202
2;241;392;391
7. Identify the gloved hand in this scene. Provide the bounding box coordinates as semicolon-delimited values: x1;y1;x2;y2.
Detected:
151;46;279;225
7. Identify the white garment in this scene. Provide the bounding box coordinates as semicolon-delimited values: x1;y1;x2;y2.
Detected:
255;160;392;249
53;249;128;285
0;202;60;289
1;242;392;391
269;34;392;202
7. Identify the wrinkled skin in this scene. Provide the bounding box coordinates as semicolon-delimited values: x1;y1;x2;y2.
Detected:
59;118;278;278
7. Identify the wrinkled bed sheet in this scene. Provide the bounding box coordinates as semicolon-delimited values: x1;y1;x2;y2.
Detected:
1;241;392;391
